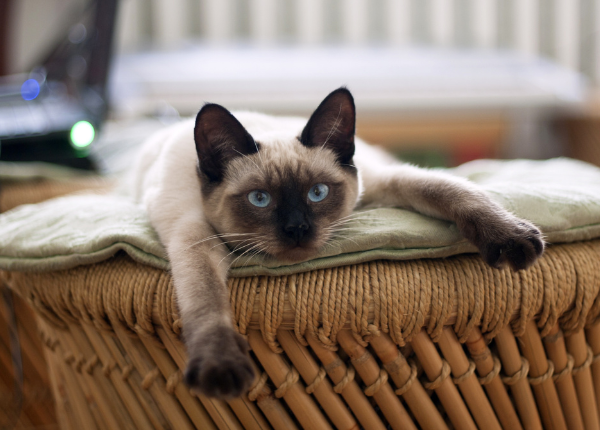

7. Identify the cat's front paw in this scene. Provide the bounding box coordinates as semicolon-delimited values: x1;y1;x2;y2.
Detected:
461;216;545;271
478;218;544;270
184;327;255;399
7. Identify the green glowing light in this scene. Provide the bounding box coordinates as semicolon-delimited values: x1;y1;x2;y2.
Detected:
70;121;95;148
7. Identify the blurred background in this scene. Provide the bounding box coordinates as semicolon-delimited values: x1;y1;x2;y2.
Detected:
1;0;599;174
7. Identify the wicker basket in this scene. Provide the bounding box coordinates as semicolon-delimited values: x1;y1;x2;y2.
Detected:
3;238;600;430
0;177;111;429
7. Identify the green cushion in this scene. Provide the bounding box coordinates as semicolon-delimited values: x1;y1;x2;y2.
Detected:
1;158;599;276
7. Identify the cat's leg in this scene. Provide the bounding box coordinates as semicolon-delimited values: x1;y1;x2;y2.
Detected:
358;163;544;270
165;213;255;398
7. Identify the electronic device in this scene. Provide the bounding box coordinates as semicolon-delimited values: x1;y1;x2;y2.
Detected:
0;0;118;170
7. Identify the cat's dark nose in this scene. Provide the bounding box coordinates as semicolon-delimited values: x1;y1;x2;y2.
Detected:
284;222;309;242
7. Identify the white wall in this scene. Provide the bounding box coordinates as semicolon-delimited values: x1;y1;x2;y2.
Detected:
8;0;87;74
7;0;600;86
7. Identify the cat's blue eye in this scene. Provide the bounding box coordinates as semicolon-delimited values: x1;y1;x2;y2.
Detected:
308;183;329;202
248;190;271;207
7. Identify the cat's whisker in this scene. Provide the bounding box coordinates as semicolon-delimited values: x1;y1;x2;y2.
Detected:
209;237;258;252
333;223;390;229
228;241;267;270
227;237;254;251
230;237;266;254
185;232;259;250
228;235;269;257
231;238;267;253
325;235;360;247
322;238;342;251
324;223;389;237
329;216;390;225
328;220;356;229
325;224;389;237
217;240;261;268
341;211;388;219
327;219;356;229
346;208;385;216
342;237;360;246
326;228;362;236
330;217;390;225
241;247;262;263
327;219;387;230
325;224;382;238
209;239;244;251
217;247;247;267
240;245;269;268
329;209;383;224
324;228;366;234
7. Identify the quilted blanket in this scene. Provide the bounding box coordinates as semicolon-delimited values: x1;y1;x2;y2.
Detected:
0;158;599;277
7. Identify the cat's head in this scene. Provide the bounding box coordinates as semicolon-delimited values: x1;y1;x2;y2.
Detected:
194;87;361;263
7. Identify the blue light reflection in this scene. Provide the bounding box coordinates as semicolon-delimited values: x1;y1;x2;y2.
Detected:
21;79;40;100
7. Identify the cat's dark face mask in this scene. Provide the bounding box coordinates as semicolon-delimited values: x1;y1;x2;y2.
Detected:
194;87;360;263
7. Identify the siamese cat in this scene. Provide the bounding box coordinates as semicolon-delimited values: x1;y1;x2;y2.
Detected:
131;88;544;399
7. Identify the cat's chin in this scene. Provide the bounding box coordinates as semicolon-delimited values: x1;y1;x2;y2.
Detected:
272;246;320;264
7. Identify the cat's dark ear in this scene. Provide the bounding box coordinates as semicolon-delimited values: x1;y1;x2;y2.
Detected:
194;103;258;182
300;87;355;165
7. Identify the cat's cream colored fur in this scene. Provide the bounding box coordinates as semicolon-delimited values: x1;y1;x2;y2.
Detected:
130;88;543;399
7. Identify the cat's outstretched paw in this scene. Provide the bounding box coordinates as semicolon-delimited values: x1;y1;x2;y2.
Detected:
477;218;545;271
184;328;255;399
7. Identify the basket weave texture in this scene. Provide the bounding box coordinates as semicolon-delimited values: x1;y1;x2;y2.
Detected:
3;178;600;429
3;238;600;430
0;178;111;430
